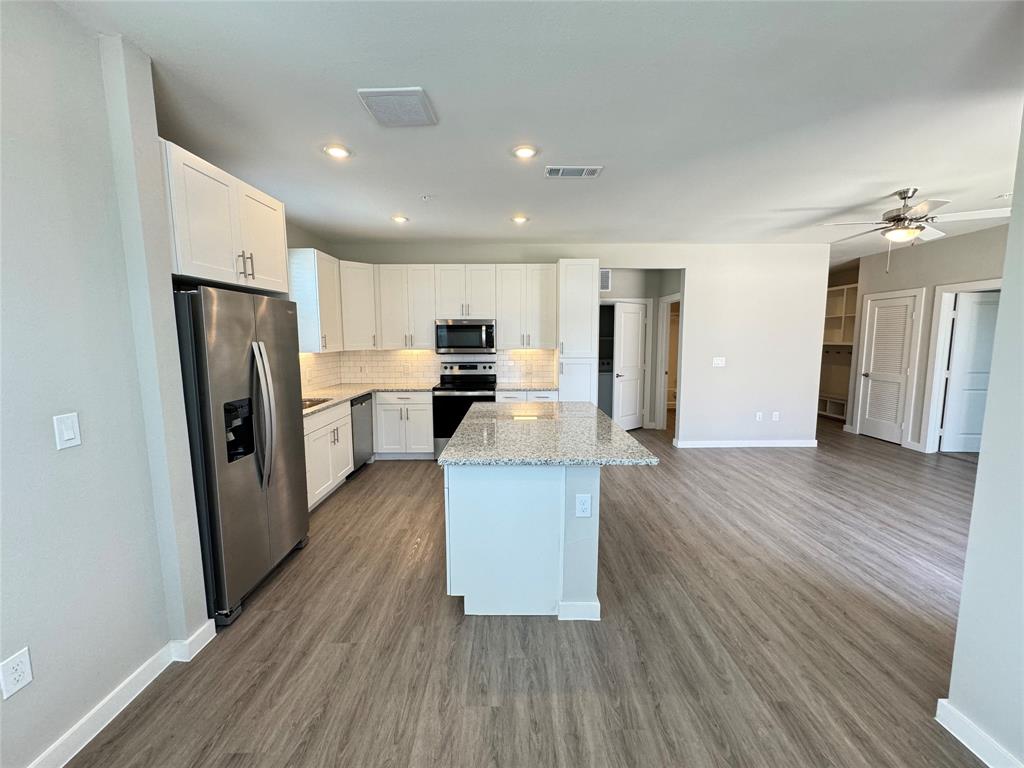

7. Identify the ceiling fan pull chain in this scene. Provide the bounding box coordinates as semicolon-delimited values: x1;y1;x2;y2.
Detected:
886;240;892;274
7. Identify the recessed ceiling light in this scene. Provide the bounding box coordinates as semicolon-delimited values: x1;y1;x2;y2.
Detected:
392;215;409;224
511;214;529;225
323;144;351;159
512;145;539;160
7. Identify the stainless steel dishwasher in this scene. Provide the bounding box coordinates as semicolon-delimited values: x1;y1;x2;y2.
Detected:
350;393;374;471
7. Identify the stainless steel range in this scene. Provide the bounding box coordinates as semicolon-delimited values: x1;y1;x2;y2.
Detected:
432;357;497;458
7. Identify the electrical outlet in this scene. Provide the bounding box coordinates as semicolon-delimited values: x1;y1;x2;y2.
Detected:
772;411;781;422
1;647;33;699
712;357;727;368
575;493;592;517
755;411;763;422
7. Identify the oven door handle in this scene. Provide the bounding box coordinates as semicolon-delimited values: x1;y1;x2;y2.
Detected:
432;391;496;397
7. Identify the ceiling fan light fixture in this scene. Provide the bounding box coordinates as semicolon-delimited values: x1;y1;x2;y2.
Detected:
883;225;923;243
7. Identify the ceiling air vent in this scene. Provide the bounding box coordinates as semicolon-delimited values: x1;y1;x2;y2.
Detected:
545;165;603;178
357;87;437;127
599;269;612;292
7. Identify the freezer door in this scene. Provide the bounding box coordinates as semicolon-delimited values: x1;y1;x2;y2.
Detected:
192;286;272;611
254;295;309;564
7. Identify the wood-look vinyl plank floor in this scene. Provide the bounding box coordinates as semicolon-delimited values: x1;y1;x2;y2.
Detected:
68;419;981;768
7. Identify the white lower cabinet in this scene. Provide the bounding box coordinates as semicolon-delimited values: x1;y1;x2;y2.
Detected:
303;403;354;510
374;392;433;456
558;358;598;404
496;390;559;403
496;391;527;403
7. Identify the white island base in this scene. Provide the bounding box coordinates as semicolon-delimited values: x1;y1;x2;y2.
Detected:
444;464;603;620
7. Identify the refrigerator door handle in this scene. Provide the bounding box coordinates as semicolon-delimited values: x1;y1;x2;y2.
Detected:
258;341;278;487
252;342;273;488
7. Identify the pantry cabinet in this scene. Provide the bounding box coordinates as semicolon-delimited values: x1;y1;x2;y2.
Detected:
376;264;436;349
434;264;496;319
163;140;288;293
288;249;344;353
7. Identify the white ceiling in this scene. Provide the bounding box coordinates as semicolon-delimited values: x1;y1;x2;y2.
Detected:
67;1;1024;266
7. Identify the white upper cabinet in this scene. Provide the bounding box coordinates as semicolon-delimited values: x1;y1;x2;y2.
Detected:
434;264;495;319
558;258;600;357
338;261;377;350
495;263;557;349
288;249;343;353
377;264;436;349
526;263;557;349
163;140;288;292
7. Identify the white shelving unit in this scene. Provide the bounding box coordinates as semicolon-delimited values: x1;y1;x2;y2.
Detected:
819;282;857;420
822;283;858;345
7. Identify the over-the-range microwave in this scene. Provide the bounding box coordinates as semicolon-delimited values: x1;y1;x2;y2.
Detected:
434;319;496;354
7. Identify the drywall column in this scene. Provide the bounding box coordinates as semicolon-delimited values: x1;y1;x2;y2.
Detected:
938;124;1024;765
99;34;209;640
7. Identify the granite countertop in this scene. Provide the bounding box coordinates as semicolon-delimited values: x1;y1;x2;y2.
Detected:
437;402;659;467
301;382;436;416
496;383;558;391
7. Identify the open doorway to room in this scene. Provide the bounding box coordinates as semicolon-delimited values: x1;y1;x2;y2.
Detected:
655;295;681;432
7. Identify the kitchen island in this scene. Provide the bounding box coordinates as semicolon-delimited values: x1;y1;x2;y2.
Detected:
437;401;657;620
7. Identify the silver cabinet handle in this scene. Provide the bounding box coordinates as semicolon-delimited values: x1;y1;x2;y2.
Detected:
246;252;255;279
560;362;564;374
527;333;531;347
372;333;376;348
321;334;326;350
406;407;410;420
237;251;247;278
399;407;403;421
466;302;470;316
397;396;411;400
521;333;524;347
560;341;564;354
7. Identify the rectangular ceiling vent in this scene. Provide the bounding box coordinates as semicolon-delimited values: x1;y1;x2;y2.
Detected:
599;269;612;292
357;87;437;127
545;165;603;178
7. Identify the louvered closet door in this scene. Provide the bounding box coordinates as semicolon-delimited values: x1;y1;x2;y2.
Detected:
858;295;915;443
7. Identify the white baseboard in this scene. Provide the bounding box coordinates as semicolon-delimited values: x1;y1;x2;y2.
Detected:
558;600;601;621
935;699;1023;768
29;621;215;768
672;439;818;448
842;425;858;434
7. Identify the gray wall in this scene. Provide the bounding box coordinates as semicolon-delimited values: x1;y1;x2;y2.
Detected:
846;225;1009;444
286;220;334;253
1;4;174;765
943;128;1023;763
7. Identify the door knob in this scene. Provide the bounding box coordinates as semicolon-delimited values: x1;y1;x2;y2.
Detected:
615;373;624;378
862;372;870;378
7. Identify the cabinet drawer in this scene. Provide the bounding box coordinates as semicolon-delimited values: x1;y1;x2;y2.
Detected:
527;391;559;402
496;392;526;402
375;391;432;405
303;400;351;434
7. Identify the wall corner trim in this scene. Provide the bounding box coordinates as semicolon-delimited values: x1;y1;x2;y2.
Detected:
558;601;601;621
28;622;216;768
935;699;1023;768
672;439;818;448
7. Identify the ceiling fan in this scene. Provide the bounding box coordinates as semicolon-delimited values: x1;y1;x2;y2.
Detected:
824;187;1011;245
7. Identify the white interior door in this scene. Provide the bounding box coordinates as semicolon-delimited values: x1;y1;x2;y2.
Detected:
858;295;915;443
612;303;645;430
941;291;1000;452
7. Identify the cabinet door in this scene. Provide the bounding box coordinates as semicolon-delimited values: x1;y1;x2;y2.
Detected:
339;261;377;350
495;265;526;349
317;253;344;352
406;264;436;348
466;264;496;318
376;264;409;349
404;404;434;453
435;265;466;318
526;263;557;349
238;182;289;293
305;425;335;509
375;404;406;453
330;417;354;482
558;259;599;357
558;358;598;404
164;142;242;284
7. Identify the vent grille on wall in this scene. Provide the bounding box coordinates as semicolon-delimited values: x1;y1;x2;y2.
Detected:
599;269;612;292
357;87;438;127
545;166;603;178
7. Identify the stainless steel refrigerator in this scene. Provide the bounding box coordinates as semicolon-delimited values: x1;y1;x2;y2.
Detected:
175;285;308;625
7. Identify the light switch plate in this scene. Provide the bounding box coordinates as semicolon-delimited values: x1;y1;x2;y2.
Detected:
712;357;726;368
53;412;81;450
575;493;592;517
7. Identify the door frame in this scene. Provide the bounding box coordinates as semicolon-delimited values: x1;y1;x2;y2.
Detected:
849;287;926;448
600;298;654;428
655;292;682;431
920;278;1002;453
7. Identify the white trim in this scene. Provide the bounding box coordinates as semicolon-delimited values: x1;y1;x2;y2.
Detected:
920;278;1003;453
850;287;926;448
673;439;817;448
655;292;682;432
600;297;654;429
28;623;215;768
558;600;601;620
843;424;859;435
936;699;1023;768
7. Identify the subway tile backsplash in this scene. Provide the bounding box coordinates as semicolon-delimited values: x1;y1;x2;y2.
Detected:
299;349;556;391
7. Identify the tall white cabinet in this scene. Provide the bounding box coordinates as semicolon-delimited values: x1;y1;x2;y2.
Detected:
557;259;600;404
435;264;496;318
376;264;436;349
288;249;344;353
163;140;289;293
338;261;377;350
495;263;557;349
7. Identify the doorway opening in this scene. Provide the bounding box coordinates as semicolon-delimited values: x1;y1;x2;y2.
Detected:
655;298;681;432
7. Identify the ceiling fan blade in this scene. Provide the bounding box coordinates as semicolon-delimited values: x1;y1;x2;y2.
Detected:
931;207;1011;223
822;221;885;226
829;226;888;244
904;199;950;219
917;225;946;241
